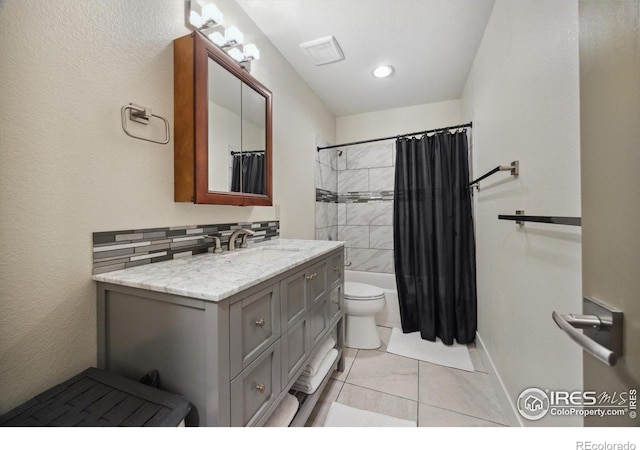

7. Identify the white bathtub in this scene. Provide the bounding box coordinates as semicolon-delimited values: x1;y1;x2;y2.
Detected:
344;270;402;329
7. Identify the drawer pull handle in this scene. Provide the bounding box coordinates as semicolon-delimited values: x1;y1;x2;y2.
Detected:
332;298;340;305
255;318;265;327
306;272;317;281
255;383;265;393
333;266;339;273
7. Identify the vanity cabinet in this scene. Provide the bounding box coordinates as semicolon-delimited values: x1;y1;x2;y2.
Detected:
96;247;344;427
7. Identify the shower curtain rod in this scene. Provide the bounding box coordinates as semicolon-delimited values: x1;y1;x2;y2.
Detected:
230;150;265;155
316;122;472;151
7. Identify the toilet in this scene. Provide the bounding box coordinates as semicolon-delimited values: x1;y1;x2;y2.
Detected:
344;282;386;349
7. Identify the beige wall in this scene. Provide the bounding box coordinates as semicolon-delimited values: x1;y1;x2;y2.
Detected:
462;0;582;426
0;0;334;412
336;99;462;143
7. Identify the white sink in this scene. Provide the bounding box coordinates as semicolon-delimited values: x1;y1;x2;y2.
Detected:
221;247;300;264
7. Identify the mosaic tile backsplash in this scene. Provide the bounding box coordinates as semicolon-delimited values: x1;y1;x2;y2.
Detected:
92;221;279;274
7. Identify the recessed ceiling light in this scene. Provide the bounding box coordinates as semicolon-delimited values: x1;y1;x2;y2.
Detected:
372;65;394;78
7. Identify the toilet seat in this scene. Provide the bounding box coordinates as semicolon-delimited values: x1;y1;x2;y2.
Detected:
344;282;385;300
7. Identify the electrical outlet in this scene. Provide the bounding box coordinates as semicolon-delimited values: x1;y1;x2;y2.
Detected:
275;203;281;219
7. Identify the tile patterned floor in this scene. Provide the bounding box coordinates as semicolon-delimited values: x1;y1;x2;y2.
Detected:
306;326;509;427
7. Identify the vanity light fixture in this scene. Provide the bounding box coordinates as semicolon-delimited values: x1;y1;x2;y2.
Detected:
372;65;394;78
186;1;259;72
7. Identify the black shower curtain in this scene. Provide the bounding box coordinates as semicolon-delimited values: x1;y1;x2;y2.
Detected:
231;152;265;194
393;131;477;345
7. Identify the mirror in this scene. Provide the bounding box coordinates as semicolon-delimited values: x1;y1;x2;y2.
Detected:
173;32;272;206
207;57;241;193
240;84;266;195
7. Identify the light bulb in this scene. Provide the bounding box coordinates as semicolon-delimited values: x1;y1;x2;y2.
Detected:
225;26;243;45
202;4;223;26
209;31;225;47
243;44;260;61
189;10;203;28
227;47;244;62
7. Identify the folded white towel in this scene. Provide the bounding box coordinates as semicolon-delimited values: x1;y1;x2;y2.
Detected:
292;348;339;394
301;336;336;377
264;393;299;427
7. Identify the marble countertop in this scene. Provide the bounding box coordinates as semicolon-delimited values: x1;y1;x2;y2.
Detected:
92;239;344;302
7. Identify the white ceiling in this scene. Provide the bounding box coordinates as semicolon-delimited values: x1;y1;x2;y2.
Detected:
237;0;495;117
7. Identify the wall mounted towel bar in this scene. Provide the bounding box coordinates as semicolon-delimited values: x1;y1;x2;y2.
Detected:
552;297;623;366
121;103;170;145
469;160;519;189
499;210;581;226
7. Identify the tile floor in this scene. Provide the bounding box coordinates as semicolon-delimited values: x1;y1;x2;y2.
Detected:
305;326;509;427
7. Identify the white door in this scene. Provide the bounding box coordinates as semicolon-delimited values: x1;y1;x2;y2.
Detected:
580;0;640;426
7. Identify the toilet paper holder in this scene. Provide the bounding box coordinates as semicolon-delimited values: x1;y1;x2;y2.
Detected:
552;297;623;367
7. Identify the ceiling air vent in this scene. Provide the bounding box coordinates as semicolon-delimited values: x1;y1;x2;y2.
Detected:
299;35;345;66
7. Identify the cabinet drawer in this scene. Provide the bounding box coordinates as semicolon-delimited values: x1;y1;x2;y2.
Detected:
328;285;342;326
306;261;326;306
230;341;281;427
281;318;310;387
280;269;306;329
327;251;343;289
230;284;281;378
308;296;329;348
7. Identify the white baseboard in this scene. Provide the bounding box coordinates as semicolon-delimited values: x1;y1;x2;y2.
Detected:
476;332;524;427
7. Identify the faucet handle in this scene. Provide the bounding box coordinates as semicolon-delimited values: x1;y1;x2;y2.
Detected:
239;228;255;248
204;235;223;253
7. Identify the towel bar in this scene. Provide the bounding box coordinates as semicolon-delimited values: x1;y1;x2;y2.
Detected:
552;297;623;367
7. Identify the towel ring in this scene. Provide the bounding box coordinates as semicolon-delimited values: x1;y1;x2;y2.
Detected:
121;103;170;145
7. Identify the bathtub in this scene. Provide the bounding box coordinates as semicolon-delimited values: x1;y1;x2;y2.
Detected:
345;270;402;329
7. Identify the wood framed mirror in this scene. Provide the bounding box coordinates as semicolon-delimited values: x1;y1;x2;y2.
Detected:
174;31;272;206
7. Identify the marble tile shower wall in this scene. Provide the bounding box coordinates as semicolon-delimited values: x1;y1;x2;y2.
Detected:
336;142;395;274
315;137;396;274
92;221;279;274
315;136;338;242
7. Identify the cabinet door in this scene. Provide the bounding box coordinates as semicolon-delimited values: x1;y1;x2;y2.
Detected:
305;261;326;306
328;284;342;326
281;318;310;387
308;296;329;348
327;251;344;289
280;269;306;330
230;341;281;427
230;284;281;378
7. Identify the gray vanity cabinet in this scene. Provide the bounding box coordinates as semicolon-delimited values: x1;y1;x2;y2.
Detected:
96;247;344;427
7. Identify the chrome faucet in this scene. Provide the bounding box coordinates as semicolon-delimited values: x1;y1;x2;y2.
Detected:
228;228;255;251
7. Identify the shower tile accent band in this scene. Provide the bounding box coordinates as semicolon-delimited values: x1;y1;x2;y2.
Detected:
92;221;279;274
315;188;394;204
315;188;338;203
338;190;394;203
